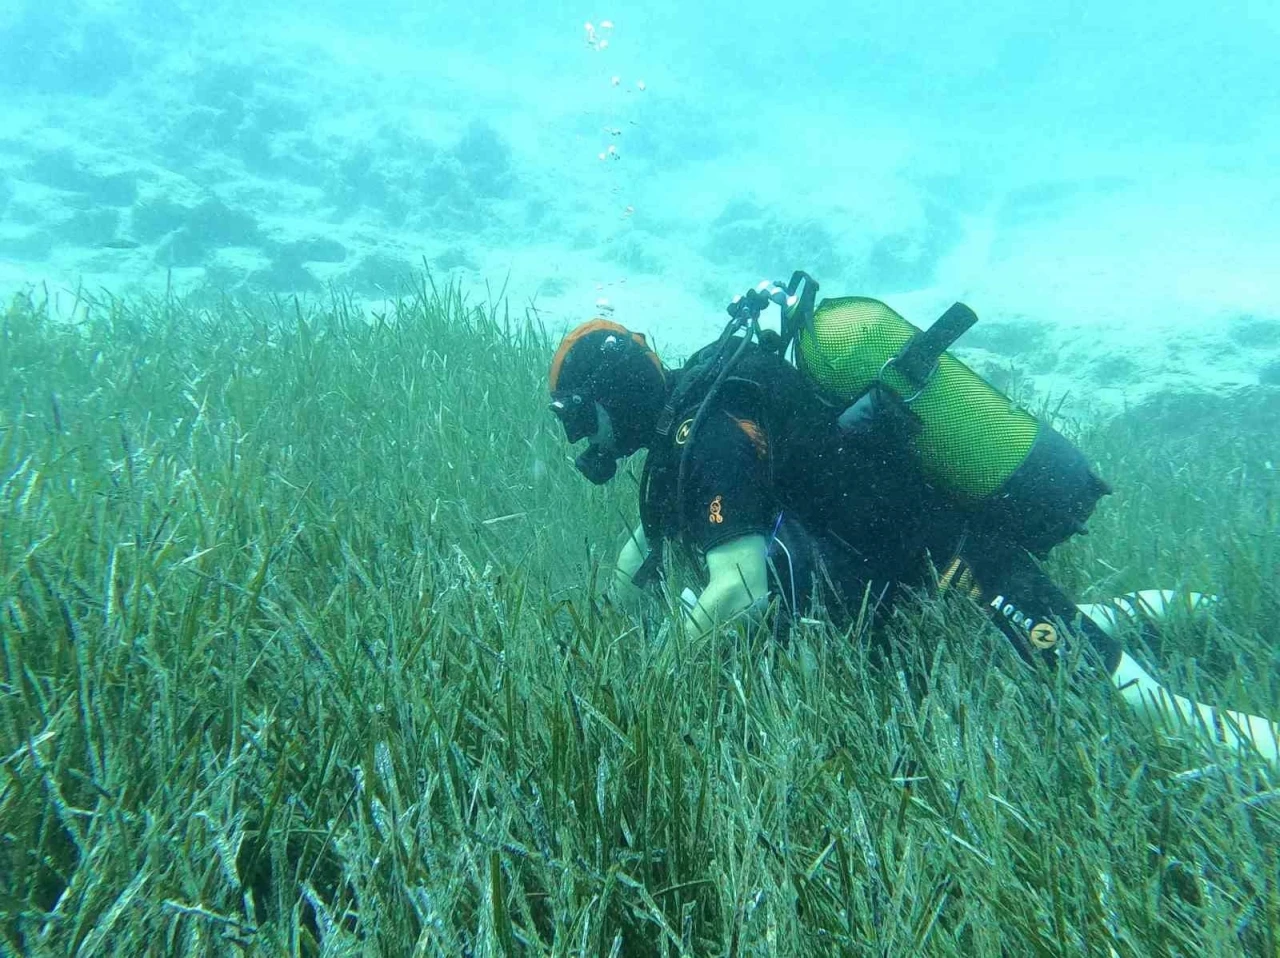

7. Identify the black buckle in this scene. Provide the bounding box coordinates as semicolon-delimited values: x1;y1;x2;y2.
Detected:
889;302;978;391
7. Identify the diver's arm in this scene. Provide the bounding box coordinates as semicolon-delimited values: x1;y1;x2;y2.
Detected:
611;524;650;610
684;534;769;632
1080;592;1280;764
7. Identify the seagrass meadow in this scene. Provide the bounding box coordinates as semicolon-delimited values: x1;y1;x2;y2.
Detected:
1;278;1279;957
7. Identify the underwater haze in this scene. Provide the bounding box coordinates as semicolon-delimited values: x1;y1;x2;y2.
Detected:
2;0;1279;401
5;2;1280;954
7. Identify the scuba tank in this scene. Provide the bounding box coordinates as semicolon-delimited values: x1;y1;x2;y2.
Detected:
782;275;1110;556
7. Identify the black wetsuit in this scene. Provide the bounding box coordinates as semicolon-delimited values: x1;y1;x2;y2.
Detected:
640;341;1122;673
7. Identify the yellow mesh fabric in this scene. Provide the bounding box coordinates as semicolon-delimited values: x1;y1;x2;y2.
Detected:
797;297;914;396
797;297;1040;498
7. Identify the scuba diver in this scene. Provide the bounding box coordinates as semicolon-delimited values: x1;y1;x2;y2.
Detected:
547;272;1280;765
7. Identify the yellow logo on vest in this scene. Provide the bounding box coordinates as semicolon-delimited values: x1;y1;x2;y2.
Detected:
708;495;724;524
675;418;694;445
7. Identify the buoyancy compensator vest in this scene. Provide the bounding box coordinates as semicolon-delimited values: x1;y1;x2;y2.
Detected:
637;335;830;555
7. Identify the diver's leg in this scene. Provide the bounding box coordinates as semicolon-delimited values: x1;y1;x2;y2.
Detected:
941;546;1123;673
949;547;1279;764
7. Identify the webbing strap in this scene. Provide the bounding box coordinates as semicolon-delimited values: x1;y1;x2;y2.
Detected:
892;302;978;387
